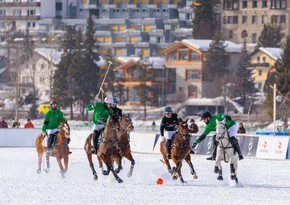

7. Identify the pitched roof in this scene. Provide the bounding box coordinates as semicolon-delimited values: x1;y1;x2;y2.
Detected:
259;47;282;61
182;39;242;53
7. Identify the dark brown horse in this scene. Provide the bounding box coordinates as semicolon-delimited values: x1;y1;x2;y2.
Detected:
160;119;198;183
36;121;71;178
100;113;135;177
84;114;123;183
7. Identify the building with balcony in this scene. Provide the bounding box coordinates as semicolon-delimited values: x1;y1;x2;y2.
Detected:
163;39;241;100
249;47;282;91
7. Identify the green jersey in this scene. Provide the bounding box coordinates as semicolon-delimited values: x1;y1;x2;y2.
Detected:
42;109;66;132
87;102;113;125
202;114;236;136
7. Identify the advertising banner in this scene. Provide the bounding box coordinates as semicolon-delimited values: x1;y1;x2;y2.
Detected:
256;136;289;159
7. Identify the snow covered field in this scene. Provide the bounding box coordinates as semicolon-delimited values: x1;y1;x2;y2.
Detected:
0;148;290;205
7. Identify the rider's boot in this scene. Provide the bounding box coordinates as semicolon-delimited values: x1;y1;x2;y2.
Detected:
206;146;217;161
206;142;217;161
165;139;172;160
46;134;56;156
91;130;100;154
230;137;244;160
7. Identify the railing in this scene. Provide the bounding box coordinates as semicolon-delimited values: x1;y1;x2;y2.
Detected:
0;2;40;7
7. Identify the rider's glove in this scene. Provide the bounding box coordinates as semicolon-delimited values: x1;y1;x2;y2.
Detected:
191;142;197;150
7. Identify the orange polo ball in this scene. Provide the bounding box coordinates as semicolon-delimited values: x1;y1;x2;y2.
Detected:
156;178;163;185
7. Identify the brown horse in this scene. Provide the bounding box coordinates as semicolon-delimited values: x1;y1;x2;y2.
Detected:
99;113;135;177
160;119;198;183
84;114;123;183
36;121;71;178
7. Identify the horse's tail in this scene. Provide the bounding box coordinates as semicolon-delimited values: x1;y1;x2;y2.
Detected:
36;133;45;153
84;133;93;153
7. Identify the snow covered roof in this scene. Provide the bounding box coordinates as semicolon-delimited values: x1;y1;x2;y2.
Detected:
259;47;282;61
34;48;62;64
117;56;165;68
182;39;242;53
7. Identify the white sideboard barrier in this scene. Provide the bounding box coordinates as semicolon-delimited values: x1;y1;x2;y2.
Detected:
0;129;289;160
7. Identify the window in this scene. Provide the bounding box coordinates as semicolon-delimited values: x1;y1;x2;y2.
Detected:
271;15;278;24
280;15;286;23
241;30;248;38
168;51;177;61
252;0;257;8
168;68;176;82
188;85;197;97
190;51;200;61
178;50;188;61
228;31;233;39
242;1;247;8
12;9;21;16
27;22;30;27
0;10;5;16
27;9;36;16
242;16;247;24
262;0;267;8
40;77;45;84
252;15;257;24
262;57;266;62
262;15;267;24
186;70;201;80
252;33;257;43
258;69;262;76
56;2;62;10
0;0;5;3
271;0;287;9
256;56;260;62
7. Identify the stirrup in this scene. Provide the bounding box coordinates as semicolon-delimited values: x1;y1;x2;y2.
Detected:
206;156;215;161
91;149;97;154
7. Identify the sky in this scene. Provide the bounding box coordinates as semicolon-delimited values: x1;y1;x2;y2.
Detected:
0;148;290;205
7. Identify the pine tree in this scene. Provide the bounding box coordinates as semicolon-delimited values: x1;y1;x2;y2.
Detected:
134;55;155;120
235;40;257;108
192;0;216;39
266;36;290;127
203;32;229;81
52;26;77;109
258;23;285;48
79;14;100;120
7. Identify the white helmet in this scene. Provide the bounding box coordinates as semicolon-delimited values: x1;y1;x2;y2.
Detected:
104;96;114;104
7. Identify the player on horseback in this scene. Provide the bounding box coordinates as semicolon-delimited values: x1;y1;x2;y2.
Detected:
160;106;182;160
191;111;244;160
42;100;69;156
87;96;114;154
111;97;123;117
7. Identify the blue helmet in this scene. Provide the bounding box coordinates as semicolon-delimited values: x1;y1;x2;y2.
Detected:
163;106;173;114
113;97;119;104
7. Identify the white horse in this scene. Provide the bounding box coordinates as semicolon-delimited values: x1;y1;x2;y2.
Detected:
214;118;239;184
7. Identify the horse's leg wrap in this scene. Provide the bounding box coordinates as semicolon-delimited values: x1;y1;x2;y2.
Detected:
229;137;244;160
165;139;172;159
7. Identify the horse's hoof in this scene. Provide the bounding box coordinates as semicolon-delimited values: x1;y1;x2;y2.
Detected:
217;176;223;180
126;171;133;178
231;175;236;180
172;175;178;180
192;174;198;179
214;166;219;174
117;178;123;183
102;170;109;175
61;174;65;179
45;169;50;173
94;175;98;181
36;169;41;174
